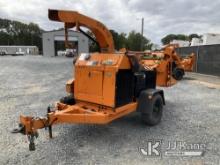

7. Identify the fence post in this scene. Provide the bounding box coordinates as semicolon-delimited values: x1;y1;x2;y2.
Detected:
195;46;200;73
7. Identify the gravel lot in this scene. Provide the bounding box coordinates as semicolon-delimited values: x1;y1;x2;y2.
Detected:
0;56;220;165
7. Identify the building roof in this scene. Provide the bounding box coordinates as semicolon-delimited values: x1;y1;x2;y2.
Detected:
0;46;38;48
43;29;81;34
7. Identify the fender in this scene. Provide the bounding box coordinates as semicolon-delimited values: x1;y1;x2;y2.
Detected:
137;89;165;114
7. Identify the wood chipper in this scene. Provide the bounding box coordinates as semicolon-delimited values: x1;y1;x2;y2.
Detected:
147;44;196;80
12;9;177;151
133;50;177;86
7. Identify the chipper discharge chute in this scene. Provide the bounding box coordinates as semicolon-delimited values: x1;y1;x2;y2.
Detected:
12;9;177;151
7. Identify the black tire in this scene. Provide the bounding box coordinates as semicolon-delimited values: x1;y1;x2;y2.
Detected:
141;94;163;126
173;68;184;80
60;95;75;105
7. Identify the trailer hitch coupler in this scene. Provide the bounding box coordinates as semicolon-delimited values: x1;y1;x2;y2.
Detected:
11;123;25;134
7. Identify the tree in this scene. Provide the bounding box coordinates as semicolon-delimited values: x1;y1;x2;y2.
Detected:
0;18;154;53
88;29;152;52
126;30;152;51
161;33;201;45
110;30;126;50
118;33;127;49
86;30;99;52
161;34;178;45
0;18;43;51
0;32;10;45
176;34;188;41
188;33;200;41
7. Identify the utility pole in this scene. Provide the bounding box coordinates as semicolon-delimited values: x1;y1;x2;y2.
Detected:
141;18;144;51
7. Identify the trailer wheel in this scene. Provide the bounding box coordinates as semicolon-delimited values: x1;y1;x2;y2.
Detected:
60;95;75;105
173;68;184;80
141;94;163;126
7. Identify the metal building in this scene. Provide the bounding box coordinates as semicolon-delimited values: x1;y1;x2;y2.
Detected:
42;30;89;57
0;46;39;55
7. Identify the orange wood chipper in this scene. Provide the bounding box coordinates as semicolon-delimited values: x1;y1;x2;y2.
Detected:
145;44;196;80
12;9;178;151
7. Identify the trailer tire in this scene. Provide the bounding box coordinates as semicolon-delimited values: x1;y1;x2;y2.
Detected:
173;68;184;80
141;94;163;126
60;95;75;105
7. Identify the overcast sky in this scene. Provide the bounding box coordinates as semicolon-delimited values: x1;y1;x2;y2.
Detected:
1;0;220;44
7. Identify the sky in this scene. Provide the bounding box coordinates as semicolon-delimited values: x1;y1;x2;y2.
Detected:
1;0;220;44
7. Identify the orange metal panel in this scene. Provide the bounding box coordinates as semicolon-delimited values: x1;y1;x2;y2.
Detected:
74;53;131;107
118;55;131;69
74;67;104;104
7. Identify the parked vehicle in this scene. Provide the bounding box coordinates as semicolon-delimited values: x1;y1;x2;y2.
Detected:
57;50;66;56
65;48;77;57
0;50;7;56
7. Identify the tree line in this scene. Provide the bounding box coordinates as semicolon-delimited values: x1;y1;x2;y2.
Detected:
0;18;153;52
161;33;201;45
89;30;153;52
0;18;201;52
0;18;43;51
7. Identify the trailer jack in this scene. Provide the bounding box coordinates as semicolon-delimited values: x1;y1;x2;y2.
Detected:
11;106;55;151
12;123;39;151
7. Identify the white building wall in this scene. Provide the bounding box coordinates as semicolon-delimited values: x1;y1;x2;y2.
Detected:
0;46;39;55
170;40;190;47
191;38;203;46
202;33;220;45
168;33;220;48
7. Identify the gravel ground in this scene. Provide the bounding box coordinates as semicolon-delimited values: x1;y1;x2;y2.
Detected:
0;56;220;165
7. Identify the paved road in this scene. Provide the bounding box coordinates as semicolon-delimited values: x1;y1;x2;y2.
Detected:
0;56;219;165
